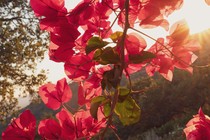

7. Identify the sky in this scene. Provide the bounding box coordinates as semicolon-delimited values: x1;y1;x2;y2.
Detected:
18;0;210;108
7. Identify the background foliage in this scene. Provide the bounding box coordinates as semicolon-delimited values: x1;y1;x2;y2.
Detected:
0;0;48;122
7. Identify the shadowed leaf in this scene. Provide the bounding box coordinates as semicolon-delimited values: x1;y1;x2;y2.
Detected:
129;51;156;64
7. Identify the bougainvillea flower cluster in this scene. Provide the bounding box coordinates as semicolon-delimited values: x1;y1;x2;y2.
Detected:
2;0;204;139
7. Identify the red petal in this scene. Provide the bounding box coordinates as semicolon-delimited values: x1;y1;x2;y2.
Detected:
56;109;75;139
2;110;36;140
38;119;61;139
64;54;93;81
39;78;72;110
125;33;147;55
78;80;102;106
68;2;94;25
30;0;67;17
48;40;75;62
169;20;189;43
40;18;80;43
56;78;72;103
198;107;205;118
19;110;36;129
78;83;87;106
39;83;61;110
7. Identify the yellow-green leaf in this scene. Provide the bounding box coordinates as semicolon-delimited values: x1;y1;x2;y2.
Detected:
86;37;109;54
114;96;141;126
110;31;123;42
90;96;106;119
119;87;130;96
104;102;111;117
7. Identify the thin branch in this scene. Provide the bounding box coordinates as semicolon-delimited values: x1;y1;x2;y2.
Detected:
192;64;210;68
124;68;132;92
100;0;130;139
0;17;35;21
104;10;123;36
110;126;120;140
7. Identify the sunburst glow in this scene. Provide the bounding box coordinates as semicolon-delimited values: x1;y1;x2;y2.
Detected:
182;0;210;34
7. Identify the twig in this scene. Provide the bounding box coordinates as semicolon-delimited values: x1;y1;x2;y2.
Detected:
100;0;130;139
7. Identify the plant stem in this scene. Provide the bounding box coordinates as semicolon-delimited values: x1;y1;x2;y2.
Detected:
100;0;130;139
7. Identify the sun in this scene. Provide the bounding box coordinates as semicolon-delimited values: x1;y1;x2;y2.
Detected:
182;0;210;34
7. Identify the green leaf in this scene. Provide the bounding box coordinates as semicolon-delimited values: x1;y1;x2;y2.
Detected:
101;69;115;90
110;31;123;42
86;37;109;54
101;67;121;90
118;87;131;102
101;78;107;90
114;96;141;126
97;47;120;65
90;96;106;119
119;87;130;96
104;102;111;117
129;51;156;64
93;49;102;60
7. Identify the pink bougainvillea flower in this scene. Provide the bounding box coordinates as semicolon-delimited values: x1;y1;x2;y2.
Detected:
145;20;200;81
68;1;94;26
118;0;175;30
64;54;94;81
40;17;80;44
68;0;112;25
30;0;81;63
48;32;76;62
78;65;111;106
168;19;190;46
145;38;174;81
184;108;210;140
75;109;106;138
150;0;183;16
125;33;147;55
2;110;36;140
117;0;140;27
138;4;169;31
56;109;105;140
146;55;174;81
48;40;75;62
56;109;76;139
168;20;200;73
124;33;147;74
172;49;197;74
78;81;102;106
30;0;67;18
38;119;62;139
39;78;72;110
75;1;113;39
